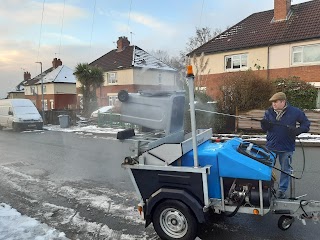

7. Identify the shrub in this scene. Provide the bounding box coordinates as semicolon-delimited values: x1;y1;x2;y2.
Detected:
219;70;274;112
273;77;317;109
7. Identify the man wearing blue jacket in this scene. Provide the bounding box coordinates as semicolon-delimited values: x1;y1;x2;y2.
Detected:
261;92;310;199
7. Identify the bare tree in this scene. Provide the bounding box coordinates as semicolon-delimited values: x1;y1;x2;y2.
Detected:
186;27;222;53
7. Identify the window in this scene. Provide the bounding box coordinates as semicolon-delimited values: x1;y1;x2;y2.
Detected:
50;100;54;109
30;86;36;95
43;85;46;93
41;99;48;111
158;73;162;85
108;96;118;106
107;72;117;84
292;44;320;64
225;54;248;70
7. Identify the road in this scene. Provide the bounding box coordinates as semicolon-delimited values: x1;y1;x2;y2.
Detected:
0;129;319;240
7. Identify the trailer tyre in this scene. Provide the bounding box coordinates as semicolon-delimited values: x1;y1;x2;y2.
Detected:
278;215;294;231
152;200;198;240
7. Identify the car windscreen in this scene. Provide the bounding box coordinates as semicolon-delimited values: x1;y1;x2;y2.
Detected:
13;106;40;115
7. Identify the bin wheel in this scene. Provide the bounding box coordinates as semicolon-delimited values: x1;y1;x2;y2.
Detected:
278;215;294;231
118;90;129;102
152;200;198;240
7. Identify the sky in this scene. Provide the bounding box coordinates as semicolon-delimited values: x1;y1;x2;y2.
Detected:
0;0;312;98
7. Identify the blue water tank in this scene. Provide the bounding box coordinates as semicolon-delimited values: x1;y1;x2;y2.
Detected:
181;138;274;199
181;140;222;199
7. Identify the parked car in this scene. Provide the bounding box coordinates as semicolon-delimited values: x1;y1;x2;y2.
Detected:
90;106;114;120
0;99;43;131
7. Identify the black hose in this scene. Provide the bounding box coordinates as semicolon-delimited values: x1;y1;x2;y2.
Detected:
225;185;252;217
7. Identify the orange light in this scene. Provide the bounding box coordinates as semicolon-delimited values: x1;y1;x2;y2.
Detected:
253;209;260;215
138;205;143;215
186;65;194;76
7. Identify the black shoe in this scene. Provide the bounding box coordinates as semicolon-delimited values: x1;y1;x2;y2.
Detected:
277;191;286;199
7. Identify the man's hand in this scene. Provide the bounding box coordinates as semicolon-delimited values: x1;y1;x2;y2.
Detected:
288;126;302;136
261;119;272;130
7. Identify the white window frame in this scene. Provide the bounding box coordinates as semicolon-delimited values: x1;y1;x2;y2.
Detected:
107;72;117;84
225;53;248;71
50;99;54;109
292;44;320;65
108;95;118;106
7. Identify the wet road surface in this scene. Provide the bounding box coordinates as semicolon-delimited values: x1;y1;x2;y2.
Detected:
0;129;319;239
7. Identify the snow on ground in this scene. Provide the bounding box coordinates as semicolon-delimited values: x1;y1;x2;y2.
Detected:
0;203;68;240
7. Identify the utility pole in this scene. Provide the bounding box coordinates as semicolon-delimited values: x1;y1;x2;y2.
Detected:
35;61;45;124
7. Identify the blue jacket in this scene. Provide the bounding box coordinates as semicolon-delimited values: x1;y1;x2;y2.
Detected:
261;103;310;152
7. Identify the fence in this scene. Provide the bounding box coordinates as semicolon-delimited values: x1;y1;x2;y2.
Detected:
42;109;78;125
97;112;140;130
237;109;320;134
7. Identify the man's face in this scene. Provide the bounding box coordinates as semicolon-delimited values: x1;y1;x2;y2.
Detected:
272;100;286;110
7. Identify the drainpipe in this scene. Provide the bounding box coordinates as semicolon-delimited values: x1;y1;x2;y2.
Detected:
267;46;270;80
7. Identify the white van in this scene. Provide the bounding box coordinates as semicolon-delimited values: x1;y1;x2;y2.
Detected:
0;99;43;131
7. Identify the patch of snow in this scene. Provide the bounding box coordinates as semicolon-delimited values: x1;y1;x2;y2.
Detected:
0;203;68;240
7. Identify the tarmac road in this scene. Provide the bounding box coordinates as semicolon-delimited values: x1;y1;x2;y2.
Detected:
0;129;319;240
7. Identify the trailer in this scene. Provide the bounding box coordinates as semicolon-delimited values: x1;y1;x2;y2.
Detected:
118;67;320;240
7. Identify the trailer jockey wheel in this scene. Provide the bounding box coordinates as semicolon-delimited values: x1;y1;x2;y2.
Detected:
152;200;197;240
278;215;294;231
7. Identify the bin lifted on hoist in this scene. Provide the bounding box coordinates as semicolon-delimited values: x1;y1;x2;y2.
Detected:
117;67;320;240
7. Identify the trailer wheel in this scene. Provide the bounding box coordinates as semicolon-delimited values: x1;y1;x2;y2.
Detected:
152;200;197;240
278;215;294;231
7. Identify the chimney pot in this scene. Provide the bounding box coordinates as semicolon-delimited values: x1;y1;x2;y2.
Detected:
23;71;31;81
116;36;130;51
52;58;63;69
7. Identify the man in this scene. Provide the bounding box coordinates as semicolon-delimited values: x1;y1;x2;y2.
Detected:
261;92;310;199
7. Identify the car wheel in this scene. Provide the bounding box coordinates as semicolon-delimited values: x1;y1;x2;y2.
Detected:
12;123;20;132
118;90;129;102
152;200;198;240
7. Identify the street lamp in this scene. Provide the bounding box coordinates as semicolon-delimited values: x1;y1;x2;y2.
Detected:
35;61;45;123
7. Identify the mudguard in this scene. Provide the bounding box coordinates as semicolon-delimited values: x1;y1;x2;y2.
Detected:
144;188;206;227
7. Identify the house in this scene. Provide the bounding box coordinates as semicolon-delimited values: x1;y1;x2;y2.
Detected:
24;58;77;110
6;72;29;99
188;0;320;106
83;36;178;106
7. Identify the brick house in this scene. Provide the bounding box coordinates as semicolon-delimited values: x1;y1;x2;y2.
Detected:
80;36;178;106
189;0;320;107
24;58;77;110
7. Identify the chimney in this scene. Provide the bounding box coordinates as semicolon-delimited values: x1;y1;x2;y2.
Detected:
52;58;63;69
116;36;130;51
23;71;31;81
274;0;291;22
